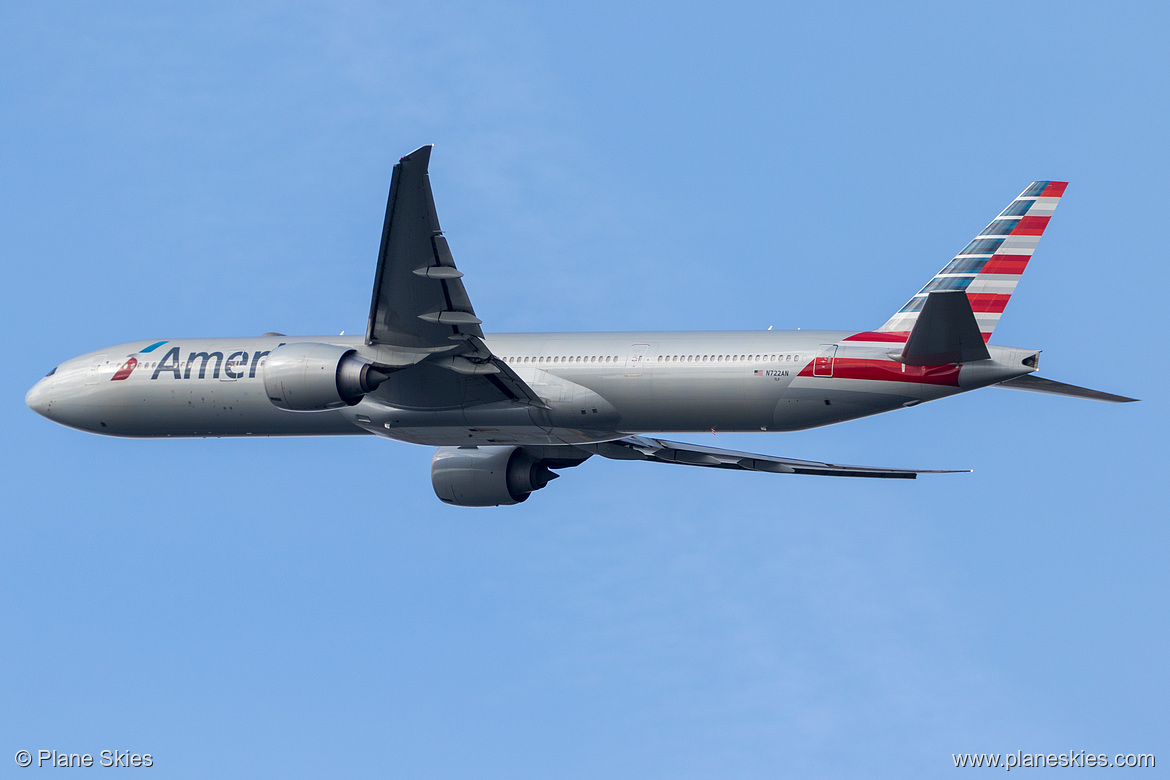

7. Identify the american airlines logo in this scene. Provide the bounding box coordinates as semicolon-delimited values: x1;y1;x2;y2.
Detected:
111;357;138;381
110;343;274;381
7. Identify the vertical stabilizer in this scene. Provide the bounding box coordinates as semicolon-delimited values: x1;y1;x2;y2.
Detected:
878;181;1067;341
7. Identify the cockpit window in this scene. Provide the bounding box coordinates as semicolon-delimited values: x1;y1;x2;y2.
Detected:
44;367;57;377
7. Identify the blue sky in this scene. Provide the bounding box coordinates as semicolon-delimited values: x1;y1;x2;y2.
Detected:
2;2;1166;777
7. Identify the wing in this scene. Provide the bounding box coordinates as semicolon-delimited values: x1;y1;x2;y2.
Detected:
366;145;483;349
365;145;544;407
581;436;966;479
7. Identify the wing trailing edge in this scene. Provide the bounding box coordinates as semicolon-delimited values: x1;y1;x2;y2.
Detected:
579;436;967;479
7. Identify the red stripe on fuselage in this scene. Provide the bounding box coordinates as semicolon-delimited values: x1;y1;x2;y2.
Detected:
844;331;909;343
798;358;960;386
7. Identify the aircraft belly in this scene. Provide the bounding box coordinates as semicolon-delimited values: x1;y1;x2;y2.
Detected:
79;375;362;437
520;367;773;433
346;396;624;446
771;378;954;431
613;399;774;433
380;426;619;446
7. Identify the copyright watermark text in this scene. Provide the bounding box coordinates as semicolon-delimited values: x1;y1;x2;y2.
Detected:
15;750;153;768
953;750;1154;770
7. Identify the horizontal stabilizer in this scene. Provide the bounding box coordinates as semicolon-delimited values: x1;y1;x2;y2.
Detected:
900;291;990;365
996;375;1138;403
582;436;968;479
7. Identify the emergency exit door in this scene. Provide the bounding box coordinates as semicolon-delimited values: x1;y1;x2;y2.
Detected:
625;344;650;377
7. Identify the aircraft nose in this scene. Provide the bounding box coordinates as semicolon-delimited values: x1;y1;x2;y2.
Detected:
26;376;54;418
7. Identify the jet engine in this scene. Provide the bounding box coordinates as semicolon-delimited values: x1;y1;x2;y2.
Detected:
431;446;560;507
263;342;391;412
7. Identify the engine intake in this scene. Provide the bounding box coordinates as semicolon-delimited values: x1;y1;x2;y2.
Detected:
263;342;391;412
431;446;559;507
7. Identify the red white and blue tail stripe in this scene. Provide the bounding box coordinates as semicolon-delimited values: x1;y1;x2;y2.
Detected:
877;181;1067;341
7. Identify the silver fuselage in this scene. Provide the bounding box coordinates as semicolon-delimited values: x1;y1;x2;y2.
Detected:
26;331;1037;447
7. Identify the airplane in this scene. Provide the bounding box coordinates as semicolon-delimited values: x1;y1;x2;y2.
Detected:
26;146;1136;506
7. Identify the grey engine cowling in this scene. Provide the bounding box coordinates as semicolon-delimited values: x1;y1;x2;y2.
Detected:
431;446;560;506
263;342;391;412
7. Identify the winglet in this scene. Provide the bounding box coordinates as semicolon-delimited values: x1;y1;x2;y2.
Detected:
899;291;991;365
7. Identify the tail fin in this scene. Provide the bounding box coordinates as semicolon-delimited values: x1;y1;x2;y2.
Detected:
878;181;1067;341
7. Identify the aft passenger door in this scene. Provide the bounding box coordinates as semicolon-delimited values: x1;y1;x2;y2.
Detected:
813;344;837;377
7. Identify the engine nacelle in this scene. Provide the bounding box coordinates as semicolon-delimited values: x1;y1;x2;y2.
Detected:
263;342;390;412
431;446;559;507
